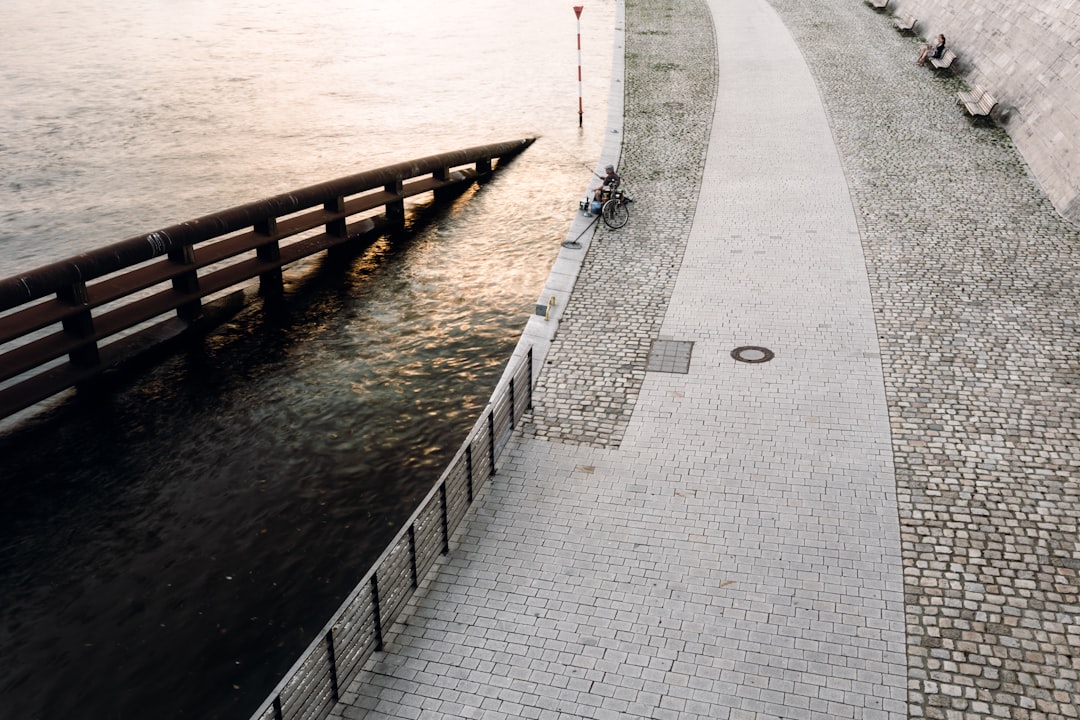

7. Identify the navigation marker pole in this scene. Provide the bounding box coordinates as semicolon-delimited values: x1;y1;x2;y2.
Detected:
574;5;584;127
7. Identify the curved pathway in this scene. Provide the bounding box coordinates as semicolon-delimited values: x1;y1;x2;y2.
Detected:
767;1;1080;718
329;0;1080;717
331;0;909;717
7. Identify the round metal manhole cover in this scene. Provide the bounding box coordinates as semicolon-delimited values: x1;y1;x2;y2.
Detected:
731;346;774;364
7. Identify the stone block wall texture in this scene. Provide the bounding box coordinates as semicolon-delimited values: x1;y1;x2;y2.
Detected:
892;0;1080;221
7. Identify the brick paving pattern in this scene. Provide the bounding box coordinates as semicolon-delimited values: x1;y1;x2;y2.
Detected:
764;1;1080;718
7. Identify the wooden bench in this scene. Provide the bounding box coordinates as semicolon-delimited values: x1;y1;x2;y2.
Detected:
867;0;889;11
957;84;982;106
958;82;998;120
930;48;957;73
893;14;917;33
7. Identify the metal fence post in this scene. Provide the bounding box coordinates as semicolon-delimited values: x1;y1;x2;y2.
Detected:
325;629;340;702
439;483;450;554
408;524;418;589
527;347;534;410
465;445;474;503
487;411;496;477
370;574;383;651
509;377;516;428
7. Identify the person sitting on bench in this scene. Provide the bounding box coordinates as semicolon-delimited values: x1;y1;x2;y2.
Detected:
916;34;946;66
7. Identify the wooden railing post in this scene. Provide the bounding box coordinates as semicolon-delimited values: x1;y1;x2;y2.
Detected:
325;196;347;236
433;166;453;202
168;243;202;322
385;179;405;230
56;281;100;368
254;217;283;297
325;196;349;259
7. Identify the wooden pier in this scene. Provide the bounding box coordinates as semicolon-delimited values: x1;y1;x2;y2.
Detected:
0;138;534;420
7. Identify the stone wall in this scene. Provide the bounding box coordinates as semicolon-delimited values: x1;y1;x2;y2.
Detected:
891;0;1080;222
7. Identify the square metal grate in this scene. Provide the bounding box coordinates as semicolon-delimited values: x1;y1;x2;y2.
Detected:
647;339;694;374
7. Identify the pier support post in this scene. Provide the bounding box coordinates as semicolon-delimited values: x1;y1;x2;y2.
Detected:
57;281;100;368
325;196;350;259
169;243;202;322
433;166;453;202
254;217;284;297
385;180;405;231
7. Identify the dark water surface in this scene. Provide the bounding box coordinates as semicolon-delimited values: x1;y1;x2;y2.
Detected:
0;0;615;718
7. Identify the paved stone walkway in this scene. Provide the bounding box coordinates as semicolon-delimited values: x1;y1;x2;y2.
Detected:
764;1;1080;718
329;0;1080;718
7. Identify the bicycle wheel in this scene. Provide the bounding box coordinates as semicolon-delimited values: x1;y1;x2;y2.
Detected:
602;199;629;229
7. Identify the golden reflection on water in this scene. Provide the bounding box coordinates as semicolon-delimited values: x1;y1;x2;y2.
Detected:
0;1;617;719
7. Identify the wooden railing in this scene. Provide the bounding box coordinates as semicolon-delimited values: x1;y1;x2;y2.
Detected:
0;138;534;419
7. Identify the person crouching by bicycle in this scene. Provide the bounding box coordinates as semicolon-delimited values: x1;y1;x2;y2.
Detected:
588;164;621;215
601;164;621;194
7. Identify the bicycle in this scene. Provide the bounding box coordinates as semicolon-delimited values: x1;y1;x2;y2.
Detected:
601;187;632;229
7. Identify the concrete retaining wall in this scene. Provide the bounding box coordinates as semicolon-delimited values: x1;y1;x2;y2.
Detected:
890;0;1080;221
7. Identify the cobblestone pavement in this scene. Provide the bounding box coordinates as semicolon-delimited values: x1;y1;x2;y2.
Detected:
764;1;1080;719
524;0;715;448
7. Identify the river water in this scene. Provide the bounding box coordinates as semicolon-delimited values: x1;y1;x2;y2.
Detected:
0;1;614;718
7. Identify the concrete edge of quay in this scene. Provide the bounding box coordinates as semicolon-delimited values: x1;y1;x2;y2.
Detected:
490;0;627;401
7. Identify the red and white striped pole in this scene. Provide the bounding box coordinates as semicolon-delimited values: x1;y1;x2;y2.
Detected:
574;5;584;127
